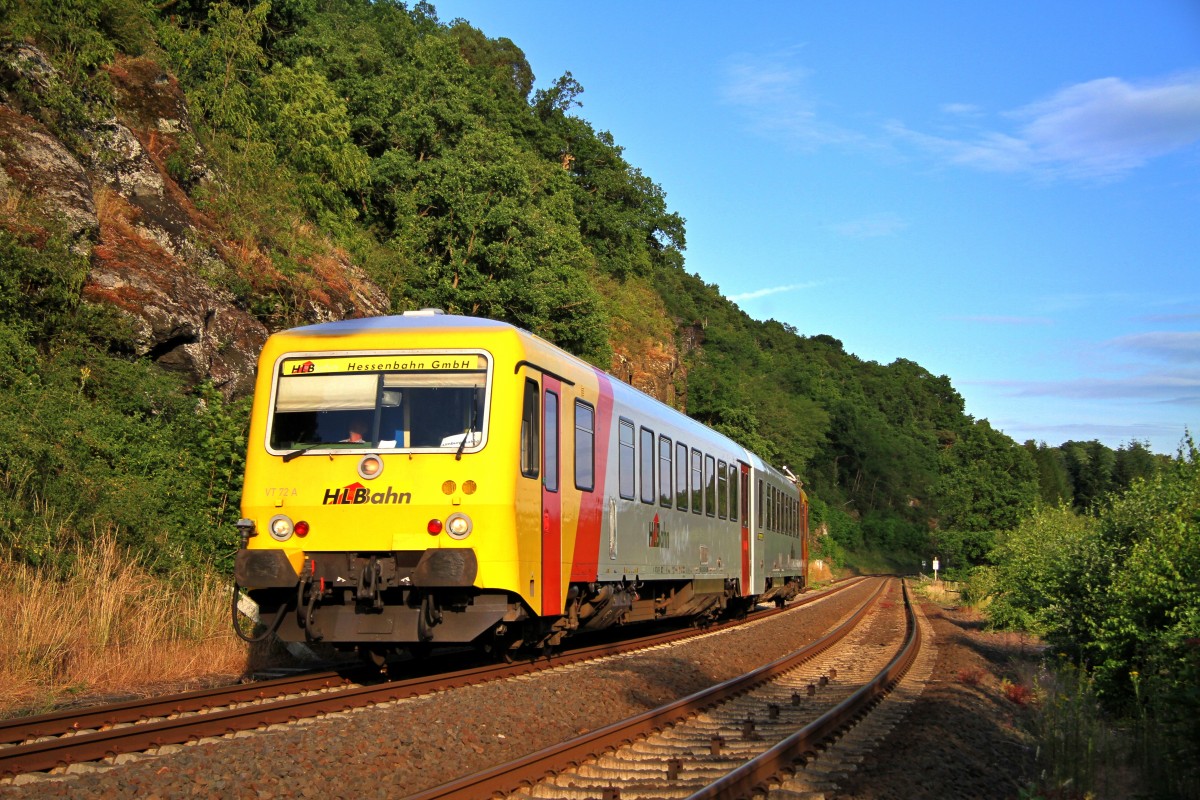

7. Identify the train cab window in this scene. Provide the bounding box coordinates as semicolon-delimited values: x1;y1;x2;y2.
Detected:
543;391;559;493
270;353;489;455
675;442;689;511
690;449;703;514
521;379;539;478
704;454;716;517
618;419;635;500
639;427;655;504
717;460;728;520
575;400;595;491
659;436;673;508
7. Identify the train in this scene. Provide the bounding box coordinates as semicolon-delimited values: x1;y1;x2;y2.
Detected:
233;310;809;661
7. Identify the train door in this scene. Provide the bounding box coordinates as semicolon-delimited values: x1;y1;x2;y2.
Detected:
739;462;751;595
540;378;562;616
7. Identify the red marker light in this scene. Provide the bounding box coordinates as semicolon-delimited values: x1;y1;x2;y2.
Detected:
294;521;310;537
427;519;443;535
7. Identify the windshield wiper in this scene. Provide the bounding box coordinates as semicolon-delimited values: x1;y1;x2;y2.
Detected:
456;398;481;461
281;446;314;463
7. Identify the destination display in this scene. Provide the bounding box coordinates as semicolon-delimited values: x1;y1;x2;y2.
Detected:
280;354;481;375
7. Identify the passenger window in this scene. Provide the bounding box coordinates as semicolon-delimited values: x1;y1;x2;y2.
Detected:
639;427;655;504
704;454;716;517
729;463;739;523
520;379;539;478
690;449;703;514
618;419;635;500
757;479;764;530
575;400;595;491
659;436;673;507
676;442;688;510
717;460;727;520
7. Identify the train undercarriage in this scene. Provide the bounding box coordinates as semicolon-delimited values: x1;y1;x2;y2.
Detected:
235;548;804;661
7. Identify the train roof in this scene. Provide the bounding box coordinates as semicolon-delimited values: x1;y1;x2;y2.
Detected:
278;310;513;337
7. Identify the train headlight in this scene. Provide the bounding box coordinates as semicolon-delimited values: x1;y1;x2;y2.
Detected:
268;514;295;542
358;454;384;480
446;513;473;540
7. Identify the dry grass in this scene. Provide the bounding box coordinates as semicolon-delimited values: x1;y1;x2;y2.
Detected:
0;529;248;715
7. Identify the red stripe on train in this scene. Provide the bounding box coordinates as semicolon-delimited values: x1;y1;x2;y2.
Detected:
570;370;614;582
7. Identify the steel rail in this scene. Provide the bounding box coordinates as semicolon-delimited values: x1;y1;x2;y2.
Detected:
685;578;922;800
0;578;863;777
0;670;355;745
400;577;889;800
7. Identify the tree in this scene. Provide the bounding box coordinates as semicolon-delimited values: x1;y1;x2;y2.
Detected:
936;419;1038;532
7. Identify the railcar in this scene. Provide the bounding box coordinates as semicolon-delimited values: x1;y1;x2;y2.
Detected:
233;311;808;659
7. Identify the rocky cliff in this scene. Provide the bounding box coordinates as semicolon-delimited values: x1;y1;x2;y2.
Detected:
0;44;388;397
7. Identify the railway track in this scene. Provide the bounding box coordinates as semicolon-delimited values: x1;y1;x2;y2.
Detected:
402;576;923;800
0;579;865;782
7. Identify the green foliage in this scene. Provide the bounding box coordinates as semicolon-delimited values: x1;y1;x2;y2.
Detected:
158;1;270;134
1024;438;1167;513
936;419;1038;532
986;504;1101;635
253;56;370;217
987;447;1200;796
0;324;248;572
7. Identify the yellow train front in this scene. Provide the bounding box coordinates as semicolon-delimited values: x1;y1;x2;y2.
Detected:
234;311;807;658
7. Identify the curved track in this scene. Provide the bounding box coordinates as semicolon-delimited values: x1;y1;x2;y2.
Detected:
402;577;921;800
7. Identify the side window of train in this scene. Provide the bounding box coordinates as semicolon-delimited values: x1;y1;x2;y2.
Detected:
618;418;635;500
544;390;559;493
520;379;539;479
574;400;595;491
724;462;734;525
704;454;716;517
717;460;728;520
757;479;764;530
776;487;783;533
675;441;688;511
659;435;673;508
690;448;703;514
639;427;655;504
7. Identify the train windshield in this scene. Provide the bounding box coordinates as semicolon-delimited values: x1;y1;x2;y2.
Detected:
268;353;489;453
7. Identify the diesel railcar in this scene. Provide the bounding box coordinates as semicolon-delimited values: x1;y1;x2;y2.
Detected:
233;311;808;658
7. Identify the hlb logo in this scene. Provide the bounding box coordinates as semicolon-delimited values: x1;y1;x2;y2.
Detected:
323;482;412;505
290;361;316;374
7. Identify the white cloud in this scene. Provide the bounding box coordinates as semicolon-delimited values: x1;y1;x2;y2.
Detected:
982;370;1200;402
718;50;858;148
1109;331;1200;363
727;281;823;302
894;73;1200;179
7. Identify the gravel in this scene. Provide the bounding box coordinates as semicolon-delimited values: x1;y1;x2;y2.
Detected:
2;581;1040;799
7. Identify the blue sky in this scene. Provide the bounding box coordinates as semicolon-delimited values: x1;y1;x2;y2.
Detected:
433;1;1200;455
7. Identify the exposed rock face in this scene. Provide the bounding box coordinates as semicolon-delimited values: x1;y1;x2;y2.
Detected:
0;104;98;254
0;46;389;397
611;338;680;407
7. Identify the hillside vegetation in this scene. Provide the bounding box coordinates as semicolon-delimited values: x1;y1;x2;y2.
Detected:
2;0;1169;573
1;5;1196;791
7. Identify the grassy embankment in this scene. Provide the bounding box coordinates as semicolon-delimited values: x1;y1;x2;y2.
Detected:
1;529;247;716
